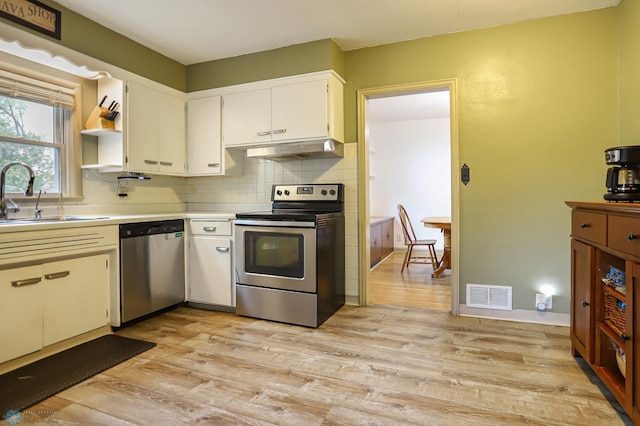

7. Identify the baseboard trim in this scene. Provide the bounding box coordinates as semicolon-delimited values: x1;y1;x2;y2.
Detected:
346;295;359;306
459;305;570;327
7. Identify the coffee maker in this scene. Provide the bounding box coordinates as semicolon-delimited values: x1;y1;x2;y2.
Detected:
605;145;640;202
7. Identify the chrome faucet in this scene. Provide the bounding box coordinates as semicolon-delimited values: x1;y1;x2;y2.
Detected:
35;189;45;219
0;162;36;219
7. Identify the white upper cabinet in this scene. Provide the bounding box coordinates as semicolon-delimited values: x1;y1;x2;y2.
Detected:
187;96;222;175
221;72;344;147
221;89;271;145
85;71;342;175
271;80;328;142
127;81;157;173
186;96;244;176
126;81;186;175
158;91;187;175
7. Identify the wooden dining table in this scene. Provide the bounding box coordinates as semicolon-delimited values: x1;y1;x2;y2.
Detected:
421;216;451;278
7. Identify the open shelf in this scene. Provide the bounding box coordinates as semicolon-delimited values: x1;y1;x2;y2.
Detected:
80;164;122;170
595;324;627;402
81;128;121;136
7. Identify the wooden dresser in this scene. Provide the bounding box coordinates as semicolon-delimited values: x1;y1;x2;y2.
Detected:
370;217;394;268
567;201;640;423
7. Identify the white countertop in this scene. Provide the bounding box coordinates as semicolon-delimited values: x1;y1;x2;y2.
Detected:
0;212;237;233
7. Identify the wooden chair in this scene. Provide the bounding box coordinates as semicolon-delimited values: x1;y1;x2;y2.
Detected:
397;204;439;273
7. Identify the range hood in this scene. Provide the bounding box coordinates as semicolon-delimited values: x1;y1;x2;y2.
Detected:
245;139;344;161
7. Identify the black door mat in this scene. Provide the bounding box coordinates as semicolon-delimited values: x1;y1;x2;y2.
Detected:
0;334;155;419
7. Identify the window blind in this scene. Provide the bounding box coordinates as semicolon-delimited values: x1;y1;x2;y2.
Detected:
0;69;75;110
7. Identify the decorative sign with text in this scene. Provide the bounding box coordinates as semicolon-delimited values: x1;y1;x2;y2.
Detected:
0;0;61;39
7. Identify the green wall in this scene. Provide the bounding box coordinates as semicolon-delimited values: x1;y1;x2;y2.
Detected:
619;0;640;142
187;39;344;92
344;9;618;312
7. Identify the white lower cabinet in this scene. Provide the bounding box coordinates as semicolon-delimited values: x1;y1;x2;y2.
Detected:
188;219;234;307
43;254;110;346
0;265;44;364
0;254;110;364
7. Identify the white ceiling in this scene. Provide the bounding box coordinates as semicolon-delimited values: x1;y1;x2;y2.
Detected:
53;0;620;66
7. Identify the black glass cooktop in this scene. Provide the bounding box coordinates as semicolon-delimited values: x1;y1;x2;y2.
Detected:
235;210;342;221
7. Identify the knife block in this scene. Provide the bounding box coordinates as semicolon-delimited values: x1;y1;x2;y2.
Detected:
85;105;115;130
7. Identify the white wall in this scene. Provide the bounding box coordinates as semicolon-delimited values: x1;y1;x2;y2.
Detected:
369;117;451;250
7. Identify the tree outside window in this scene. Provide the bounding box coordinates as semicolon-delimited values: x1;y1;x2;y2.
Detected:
0;95;59;193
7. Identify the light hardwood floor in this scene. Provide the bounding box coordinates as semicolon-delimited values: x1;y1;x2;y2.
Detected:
370;252;451;311
28;304;630;425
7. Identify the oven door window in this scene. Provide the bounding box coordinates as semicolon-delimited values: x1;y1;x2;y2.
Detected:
244;232;304;278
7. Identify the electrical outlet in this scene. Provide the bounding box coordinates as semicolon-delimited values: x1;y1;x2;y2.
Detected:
118;186;130;197
535;293;552;311
396;235;401;242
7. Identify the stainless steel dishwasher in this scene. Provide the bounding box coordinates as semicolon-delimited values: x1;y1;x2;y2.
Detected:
119;219;185;324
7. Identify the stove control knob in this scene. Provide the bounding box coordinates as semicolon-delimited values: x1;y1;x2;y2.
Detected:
276;190;282;196
321;189;327;195
329;189;336;195
284;190;290;196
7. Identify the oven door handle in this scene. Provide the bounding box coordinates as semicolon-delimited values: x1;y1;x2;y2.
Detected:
234;219;316;228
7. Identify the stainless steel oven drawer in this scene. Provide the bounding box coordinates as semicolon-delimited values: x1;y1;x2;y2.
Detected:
236;284;318;327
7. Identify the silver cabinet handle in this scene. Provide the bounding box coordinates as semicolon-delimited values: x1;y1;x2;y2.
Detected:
208;163;220;168
203;227;216;232
257;131;271;136
160;161;173;166
11;277;42;287
216;247;230;252
272;129;287;134
45;271;70;280
144;159;158;165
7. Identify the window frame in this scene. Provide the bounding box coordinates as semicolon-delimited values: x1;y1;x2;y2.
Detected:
0;66;83;200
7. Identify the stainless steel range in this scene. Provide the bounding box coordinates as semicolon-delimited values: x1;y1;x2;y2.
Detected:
234;183;345;327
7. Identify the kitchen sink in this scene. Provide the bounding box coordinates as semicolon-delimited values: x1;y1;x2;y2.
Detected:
0;216;109;224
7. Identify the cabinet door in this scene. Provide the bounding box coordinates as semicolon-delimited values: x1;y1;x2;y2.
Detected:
0;265;43;364
43;254;110;346
382;219;394;258
571;239;595;362
188;237;233;306
370;223;382;268
127;81;159;172
187;96;222;175
632;261;640;423
272;80;328;142
158;91;186;175
222;89;271;145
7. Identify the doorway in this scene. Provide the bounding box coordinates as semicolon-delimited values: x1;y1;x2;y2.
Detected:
356;79;460;314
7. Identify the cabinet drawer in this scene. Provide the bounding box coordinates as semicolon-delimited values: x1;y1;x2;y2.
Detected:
608;215;640;257
189;220;232;236
572;211;606;245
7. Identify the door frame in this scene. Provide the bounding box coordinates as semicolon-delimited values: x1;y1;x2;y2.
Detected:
356;78;460;314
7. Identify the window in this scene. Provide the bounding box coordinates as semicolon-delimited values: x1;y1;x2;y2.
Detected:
0;69;75;195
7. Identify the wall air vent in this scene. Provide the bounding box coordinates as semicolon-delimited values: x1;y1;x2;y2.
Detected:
466;284;512;311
